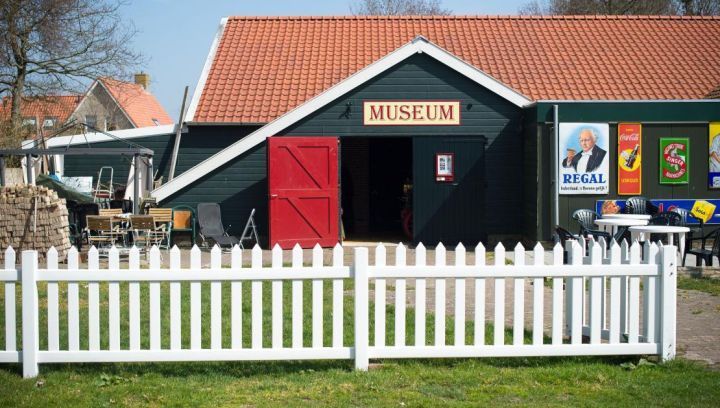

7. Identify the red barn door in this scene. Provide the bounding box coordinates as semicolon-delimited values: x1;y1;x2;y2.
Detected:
268;136;339;249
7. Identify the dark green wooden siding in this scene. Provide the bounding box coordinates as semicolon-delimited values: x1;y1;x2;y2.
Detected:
280;54;524;239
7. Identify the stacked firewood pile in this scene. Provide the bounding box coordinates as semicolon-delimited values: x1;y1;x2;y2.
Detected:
0;185;71;261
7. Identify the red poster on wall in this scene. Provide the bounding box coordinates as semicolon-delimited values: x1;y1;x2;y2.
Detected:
618;123;642;195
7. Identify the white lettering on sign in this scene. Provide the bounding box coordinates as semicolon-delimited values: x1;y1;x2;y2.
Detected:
363;101;461;125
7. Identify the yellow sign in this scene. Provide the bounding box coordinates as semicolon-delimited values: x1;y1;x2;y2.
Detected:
363;101;461;126
691;200;717;223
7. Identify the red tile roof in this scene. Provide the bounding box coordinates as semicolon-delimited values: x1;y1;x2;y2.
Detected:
99;78;174;127
194;15;720;123
0;95;81;124
707;85;720;99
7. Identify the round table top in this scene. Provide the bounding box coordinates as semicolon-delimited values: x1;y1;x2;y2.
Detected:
628;225;690;233
595;218;649;226
601;214;652;220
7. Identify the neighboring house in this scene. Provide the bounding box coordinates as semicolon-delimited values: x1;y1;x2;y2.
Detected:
70;74;174;131
0;95;81;137
1;73;173;138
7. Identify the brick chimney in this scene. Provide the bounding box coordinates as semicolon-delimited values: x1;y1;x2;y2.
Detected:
134;72;150;90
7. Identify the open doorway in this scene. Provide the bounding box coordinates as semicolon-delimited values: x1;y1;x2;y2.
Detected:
341;137;412;242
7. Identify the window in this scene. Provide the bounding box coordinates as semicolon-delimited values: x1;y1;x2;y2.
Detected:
22;117;37;128
85;115;97;129
152;118;160;126
43;117;57;129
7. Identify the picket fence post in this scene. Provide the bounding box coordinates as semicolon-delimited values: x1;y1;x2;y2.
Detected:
660;245;677;362
21;250;39;378
354;247;369;371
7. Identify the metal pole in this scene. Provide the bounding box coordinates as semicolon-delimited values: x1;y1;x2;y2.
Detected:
25;154;33;185
168;86;189;181
133;154;140;214
0;156;5;187
146;157;153;192
553;105;560;230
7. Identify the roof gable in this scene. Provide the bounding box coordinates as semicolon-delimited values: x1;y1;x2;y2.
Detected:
191;15;720;124
156;36;530;201
98;78;174;127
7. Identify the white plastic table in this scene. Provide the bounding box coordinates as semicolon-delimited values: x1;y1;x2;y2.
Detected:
601;214;652;220
594;218;649;236
628;225;690;256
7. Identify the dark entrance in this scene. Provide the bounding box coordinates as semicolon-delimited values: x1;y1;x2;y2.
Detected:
340;137;412;241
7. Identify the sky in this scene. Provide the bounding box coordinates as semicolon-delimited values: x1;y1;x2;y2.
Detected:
119;0;528;119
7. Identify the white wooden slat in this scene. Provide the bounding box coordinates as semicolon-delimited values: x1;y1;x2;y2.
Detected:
292;244;303;348
190;245;202;350
251;245;263;349
88;247;100;351
231;245;243;349
608;241;622;344
570;241;583;345
395;243;407;347
128;246;140;350
149;247;162;350
551;243;563;345
532;243;544;345
312;244;324;348
108;246;120;351
620;240;629;334
434;243;446;347
332;244;344;348
210;246;223;349
493;243;505;346
589;243;602;344
415;243;426;347
271;245;283;349
4;247;16;351
474;243;486;345
454;243;466;346
628;242;641;343
46;247;59;351
513;243;525;346
642;242;659;343
170;246;182;350
374;244;386;347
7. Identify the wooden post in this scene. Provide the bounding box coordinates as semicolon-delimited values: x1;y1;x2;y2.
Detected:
22;250;39;377
133;154;140;214
660;245;677;362
168;86;189;181
354;247;369;370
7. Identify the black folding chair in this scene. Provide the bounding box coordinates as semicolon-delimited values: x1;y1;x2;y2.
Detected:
197;203;240;249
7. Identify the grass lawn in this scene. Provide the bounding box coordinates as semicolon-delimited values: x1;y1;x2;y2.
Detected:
678;276;720;296
0;280;718;406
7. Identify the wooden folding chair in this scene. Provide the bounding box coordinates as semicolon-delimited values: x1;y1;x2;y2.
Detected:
149;208;173;249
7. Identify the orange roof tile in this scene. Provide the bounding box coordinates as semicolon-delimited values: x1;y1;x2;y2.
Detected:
0;95;81;124
99;78;174;127
194;15;720;123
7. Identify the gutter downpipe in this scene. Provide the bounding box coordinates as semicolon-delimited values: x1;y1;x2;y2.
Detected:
553;105;560;231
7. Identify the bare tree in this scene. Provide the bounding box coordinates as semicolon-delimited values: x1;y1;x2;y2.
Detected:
518;0;685;15
0;0;142;145
351;0;452;15
680;0;720;14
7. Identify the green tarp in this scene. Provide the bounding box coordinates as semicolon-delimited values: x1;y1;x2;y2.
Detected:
36;174;94;203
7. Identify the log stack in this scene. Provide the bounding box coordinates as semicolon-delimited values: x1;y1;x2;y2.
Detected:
0;185;71;261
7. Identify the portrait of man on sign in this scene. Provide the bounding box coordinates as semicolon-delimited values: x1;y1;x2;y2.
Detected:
562;128;607;173
558;123;610;195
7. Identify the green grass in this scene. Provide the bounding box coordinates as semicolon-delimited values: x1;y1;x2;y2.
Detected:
0;280;718;406
678;276;720;296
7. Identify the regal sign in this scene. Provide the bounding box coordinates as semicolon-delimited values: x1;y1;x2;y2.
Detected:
363;101;460;125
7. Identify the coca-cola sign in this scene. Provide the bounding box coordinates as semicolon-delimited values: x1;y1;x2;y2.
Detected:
660;138;689;184
618;123;642;195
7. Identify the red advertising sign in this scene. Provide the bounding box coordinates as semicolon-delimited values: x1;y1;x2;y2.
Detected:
618;123;642;195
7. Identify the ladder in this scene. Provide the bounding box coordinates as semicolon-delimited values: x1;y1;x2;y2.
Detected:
93;166;114;204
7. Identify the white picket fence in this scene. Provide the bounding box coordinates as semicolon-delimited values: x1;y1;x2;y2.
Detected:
0;238;676;378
